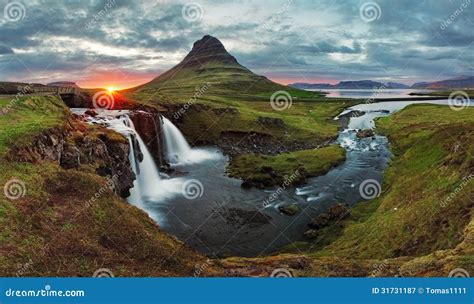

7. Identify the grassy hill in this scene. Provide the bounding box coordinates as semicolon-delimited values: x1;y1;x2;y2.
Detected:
126;35;322;104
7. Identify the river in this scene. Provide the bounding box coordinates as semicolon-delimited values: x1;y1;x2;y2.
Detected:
74;96;473;258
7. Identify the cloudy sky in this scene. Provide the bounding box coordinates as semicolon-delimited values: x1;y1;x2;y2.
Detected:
0;0;473;89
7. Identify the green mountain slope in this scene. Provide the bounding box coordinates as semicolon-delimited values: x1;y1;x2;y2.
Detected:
127;35;321;103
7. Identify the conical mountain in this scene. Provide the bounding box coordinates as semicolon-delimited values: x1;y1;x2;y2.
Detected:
129;35;311;101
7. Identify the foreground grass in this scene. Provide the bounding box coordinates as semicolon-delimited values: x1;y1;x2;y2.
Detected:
0;96;68;154
0;96;216;277
228;145;345;187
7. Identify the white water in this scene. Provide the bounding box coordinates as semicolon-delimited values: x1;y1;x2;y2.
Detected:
162;117;216;165
72;110;185;208
162;117;192;164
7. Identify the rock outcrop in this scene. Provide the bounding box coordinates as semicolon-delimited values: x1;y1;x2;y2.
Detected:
129;110;165;167
7;123;136;198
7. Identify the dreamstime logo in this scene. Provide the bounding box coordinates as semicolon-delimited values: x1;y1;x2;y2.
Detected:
448;268;470;278
262;0;294;30
92;90;115;110
173;81;212;120
262;170;300;208
3;1;26;22
182;179;204;199
448;90;470;111
359;2;381;23
1;83;32;115
3;178;26;200
440;0;471;30
440;174;473;208
93;268;114;277
359;179;381;200
365;84;387;104
270;268;292;278
84;0;116;31
270;90;292;111
193;259;211;277
182;3;203;22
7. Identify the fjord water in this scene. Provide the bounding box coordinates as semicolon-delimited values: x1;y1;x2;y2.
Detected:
73;98;472;257
309;88;433;99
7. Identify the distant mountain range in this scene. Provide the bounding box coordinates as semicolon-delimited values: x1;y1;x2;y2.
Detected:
411;76;474;89
290;76;474;90
289;80;409;90
47;81;80;88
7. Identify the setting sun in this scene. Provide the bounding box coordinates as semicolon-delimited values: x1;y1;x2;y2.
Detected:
107;86;116;92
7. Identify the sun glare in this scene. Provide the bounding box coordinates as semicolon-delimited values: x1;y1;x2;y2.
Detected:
107;86;116;92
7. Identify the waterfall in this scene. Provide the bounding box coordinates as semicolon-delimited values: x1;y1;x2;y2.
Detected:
161;117;214;165
107;116;165;200
162;117;192;164
103;114;183;205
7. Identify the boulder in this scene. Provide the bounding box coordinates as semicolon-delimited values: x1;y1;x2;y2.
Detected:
356;129;375;138
303;229;319;239
278;203;300;216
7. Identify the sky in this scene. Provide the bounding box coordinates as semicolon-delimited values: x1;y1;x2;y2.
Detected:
0;0;473;89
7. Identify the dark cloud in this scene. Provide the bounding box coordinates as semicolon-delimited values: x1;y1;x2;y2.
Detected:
0;0;472;85
0;44;13;54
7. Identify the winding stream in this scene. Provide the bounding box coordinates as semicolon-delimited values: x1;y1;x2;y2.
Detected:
73;98;473;258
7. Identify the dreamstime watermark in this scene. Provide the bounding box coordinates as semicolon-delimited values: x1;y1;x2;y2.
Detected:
371;260;389;277
16;259;33;277
3;1;26;22
193;259;211;277
84;0;116;31
262;170;301;208
93;268;114;277
182;2;203;22
440;0;471;30
262;0;294;29
359;2;381;23
3;178;26;200
448;268;470;278
0;84;32;115
359;179;381;200
84;171;122;208
448;90;470;111
92;90;115;110
440;174;473;208
270;268;293;277
5;285;85;298
182;179;204;200
173;82;212;120
365;84;387;104
270;90;293;111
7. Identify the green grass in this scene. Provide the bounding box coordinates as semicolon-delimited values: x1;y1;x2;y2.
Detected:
0;95;68;154
227;145;346;187
308;105;474;267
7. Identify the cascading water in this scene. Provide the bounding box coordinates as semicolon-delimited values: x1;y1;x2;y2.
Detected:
73;110;184;211
110;116;169;202
161;117;215;165
162;117;192;164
